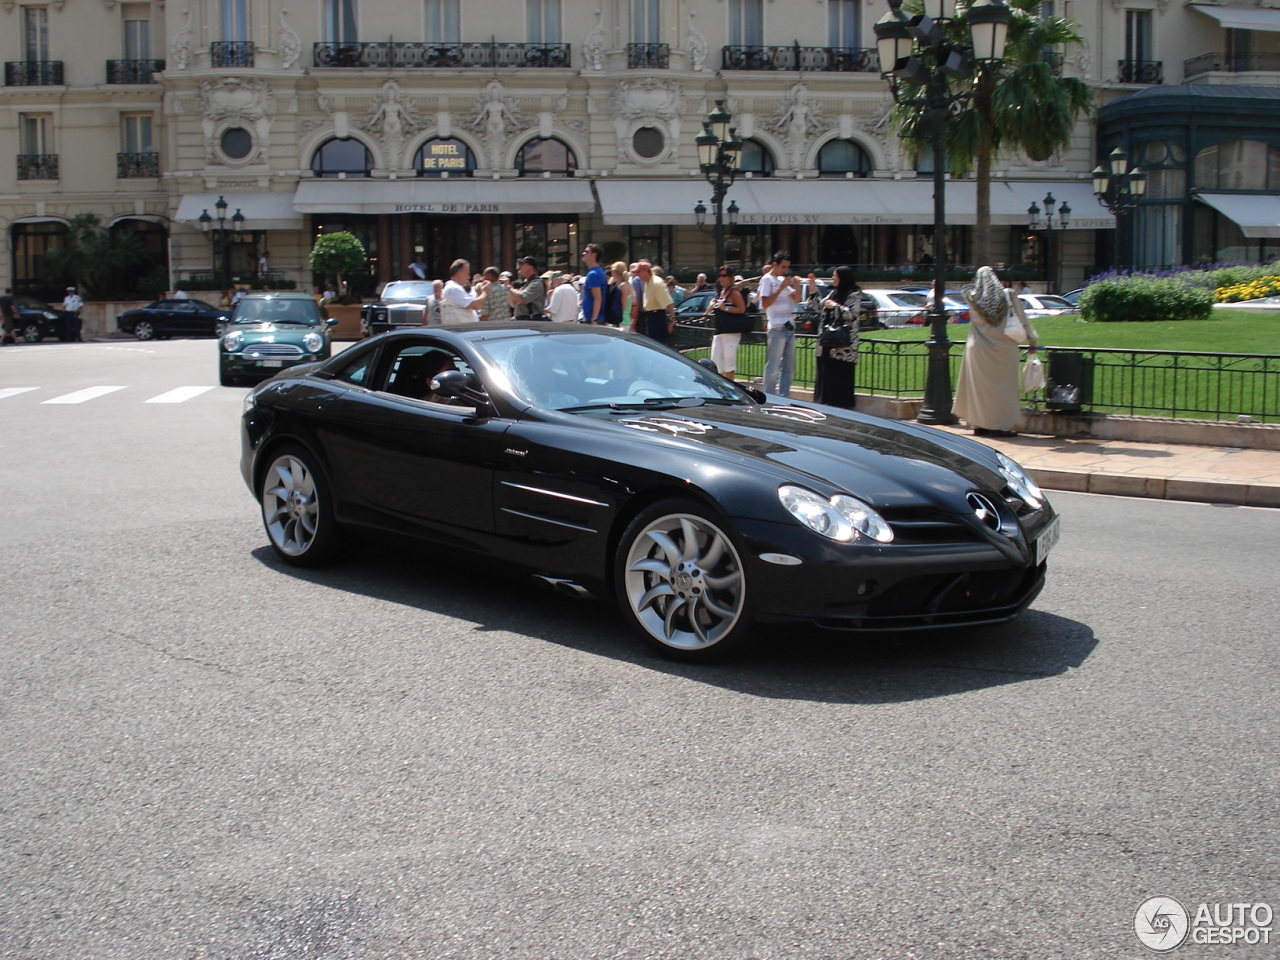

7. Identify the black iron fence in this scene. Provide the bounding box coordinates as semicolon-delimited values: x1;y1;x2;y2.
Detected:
4;60;64;85
210;42;255;68
627;43;670;68
313;40;569;69
106;59;165;83
117;152;160;178
1185;52;1280;76
17;154;58;180
676;328;1280;423
721;44;878;72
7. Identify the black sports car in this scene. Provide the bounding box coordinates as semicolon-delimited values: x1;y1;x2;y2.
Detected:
117;298;227;340
240;324;1058;661
361;280;434;337
13;297;73;342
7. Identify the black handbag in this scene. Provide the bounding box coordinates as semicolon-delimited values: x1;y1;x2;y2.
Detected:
818;321;852;348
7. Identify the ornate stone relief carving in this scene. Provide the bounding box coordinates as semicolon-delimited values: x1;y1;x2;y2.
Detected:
353;79;429;166
278;9;302;69
611;78;684;164
583;8;605;71
687;12;708;73
762;83;827;170
171;7;195;71
463;80;525;170
197;78;274;164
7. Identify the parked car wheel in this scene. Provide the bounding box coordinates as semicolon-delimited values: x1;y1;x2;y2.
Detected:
133;319;156;341
259;446;344;567
20;322;43;343
219;365;238;387
615;499;754;661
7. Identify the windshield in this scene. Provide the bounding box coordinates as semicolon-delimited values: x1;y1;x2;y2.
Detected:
477;331;752;412
232;298;321;325
889;293;928;307
1036;296;1073;309
381;282;435;302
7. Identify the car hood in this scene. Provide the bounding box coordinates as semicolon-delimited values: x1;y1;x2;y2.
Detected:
596;401;1008;510
228;323;320;341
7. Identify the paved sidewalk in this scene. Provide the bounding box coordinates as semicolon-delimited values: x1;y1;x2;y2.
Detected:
929;425;1280;508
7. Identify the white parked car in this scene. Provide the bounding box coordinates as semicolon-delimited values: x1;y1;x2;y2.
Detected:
1018;293;1080;318
859;289;929;327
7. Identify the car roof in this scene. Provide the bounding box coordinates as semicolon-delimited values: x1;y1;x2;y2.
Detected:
239;291;313;300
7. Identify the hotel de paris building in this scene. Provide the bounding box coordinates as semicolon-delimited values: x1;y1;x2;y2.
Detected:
4;0;1280;298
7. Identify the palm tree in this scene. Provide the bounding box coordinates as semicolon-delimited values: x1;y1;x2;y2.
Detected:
894;0;1094;268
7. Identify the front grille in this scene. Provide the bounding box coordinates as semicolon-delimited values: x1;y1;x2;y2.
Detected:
245;343;304;358
868;566;1040;619
880;505;983;545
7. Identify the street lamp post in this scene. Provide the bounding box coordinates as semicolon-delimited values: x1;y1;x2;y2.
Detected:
1092;147;1146;268
875;0;1011;425
197;195;246;289
1027;192;1070;292
693;100;743;270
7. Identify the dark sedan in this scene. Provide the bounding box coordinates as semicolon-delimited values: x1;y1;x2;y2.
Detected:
361;280;434;337
240;324;1058;662
117;298;227;340
13;297;72;342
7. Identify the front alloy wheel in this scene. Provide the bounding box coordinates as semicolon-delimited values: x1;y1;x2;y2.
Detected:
21;323;42;343
260;447;342;566
133;319;155;341
616;500;753;660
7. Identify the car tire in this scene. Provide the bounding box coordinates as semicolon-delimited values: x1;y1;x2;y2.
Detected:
259;445;344;567
219;365;238;387
21;323;42;343
134;320;155;341
614;499;755;661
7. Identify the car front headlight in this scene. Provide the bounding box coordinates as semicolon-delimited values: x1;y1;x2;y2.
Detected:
778;485;894;544
222;331;244;352
302;332;324;352
997;452;1044;510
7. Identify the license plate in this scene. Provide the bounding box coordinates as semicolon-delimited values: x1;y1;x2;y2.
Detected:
1034;517;1060;565
260;359;283;368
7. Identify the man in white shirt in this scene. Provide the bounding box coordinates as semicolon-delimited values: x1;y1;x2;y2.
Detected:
62;286;84;342
439;259;488;324
546;272;580;323
757;250;801;397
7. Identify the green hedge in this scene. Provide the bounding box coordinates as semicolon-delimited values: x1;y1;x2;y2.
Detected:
1079;277;1214;322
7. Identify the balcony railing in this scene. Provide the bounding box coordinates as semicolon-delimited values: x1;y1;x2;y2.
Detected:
4;61;64;85
1118;59;1163;84
721;44;878;72
210;42;255;68
627;43;670;69
117;152;160;178
1185;52;1280;76
106;59;165;84
312;40;570;69
18;154;59;180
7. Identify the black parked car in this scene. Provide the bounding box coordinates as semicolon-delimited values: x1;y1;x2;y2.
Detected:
361;280;435;337
240;323;1057;662
117;298;227;340
13;297;72;342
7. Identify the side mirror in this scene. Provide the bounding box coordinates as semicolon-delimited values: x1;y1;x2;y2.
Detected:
743;386;767;404
430;369;487;405
697;357;719;375
325;316;338;326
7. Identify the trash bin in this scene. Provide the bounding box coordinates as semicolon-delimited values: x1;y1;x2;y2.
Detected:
1045;351;1094;413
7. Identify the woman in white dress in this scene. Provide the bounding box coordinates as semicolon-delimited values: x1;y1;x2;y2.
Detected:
954;266;1038;437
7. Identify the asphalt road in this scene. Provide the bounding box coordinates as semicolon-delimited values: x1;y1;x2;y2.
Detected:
1;339;1276;960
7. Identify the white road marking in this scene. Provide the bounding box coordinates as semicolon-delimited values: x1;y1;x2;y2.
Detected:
145;386;215;404
0;387;39;400
42;386;127;404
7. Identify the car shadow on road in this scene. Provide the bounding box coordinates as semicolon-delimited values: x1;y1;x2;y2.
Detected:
253;540;1097;706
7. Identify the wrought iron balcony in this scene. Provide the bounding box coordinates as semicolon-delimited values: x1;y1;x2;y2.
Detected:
1185;51;1280;76
210;42;255;68
18;154;59;180
627;43;670;69
117;152;160;178
313;40;570;69
1118;59;1163;84
5;61;64;85
106;59;165;84
721;44;878;72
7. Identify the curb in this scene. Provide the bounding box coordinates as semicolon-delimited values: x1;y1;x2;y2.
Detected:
1025;465;1280;508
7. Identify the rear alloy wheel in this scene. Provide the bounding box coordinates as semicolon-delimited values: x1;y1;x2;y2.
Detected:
616;499;753;661
21;323;42;343
259;446;343;566
133;319;156;341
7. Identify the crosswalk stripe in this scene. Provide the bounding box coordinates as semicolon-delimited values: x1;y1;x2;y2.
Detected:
145;386;215;404
43;386;127;404
0;387;39;400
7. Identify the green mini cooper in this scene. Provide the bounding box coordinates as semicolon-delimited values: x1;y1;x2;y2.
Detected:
219;292;336;386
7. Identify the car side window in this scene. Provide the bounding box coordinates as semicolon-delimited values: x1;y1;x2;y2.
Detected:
381;343;482;408
334;351;374;386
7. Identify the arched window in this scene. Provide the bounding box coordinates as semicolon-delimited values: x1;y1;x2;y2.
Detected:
311;138;372;178
1195;139;1280;192
739;138;775;177
817;138;871;178
415;138;475;177
516;138;577;177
